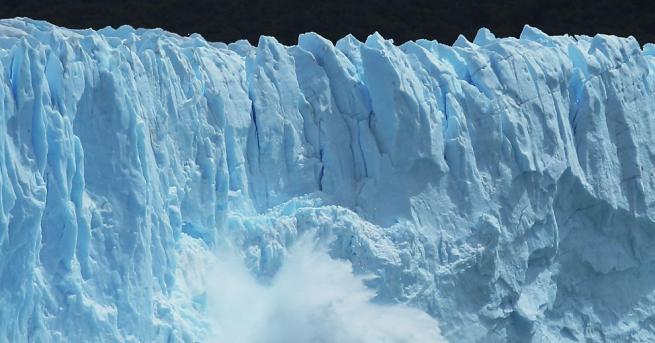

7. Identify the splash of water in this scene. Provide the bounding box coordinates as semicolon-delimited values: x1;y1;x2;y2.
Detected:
207;233;445;343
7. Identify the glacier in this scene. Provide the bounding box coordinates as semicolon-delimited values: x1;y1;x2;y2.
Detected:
1;17;655;342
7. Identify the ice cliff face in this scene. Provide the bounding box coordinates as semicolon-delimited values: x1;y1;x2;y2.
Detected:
1;18;655;342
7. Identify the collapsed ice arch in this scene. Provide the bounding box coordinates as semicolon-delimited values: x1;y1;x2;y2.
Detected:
1;17;655;342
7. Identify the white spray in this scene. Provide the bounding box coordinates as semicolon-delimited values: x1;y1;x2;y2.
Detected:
206;233;446;343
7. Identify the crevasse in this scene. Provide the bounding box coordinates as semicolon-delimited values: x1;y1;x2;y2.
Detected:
1;18;655;342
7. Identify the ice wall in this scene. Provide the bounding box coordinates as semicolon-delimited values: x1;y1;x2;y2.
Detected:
1;18;655;342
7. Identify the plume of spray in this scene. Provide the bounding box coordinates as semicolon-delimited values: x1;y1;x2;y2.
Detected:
207;232;446;343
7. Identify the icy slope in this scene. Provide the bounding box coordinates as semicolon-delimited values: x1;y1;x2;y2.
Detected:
2;17;655;342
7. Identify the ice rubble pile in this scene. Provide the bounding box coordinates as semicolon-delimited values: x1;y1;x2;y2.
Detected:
1;18;655;342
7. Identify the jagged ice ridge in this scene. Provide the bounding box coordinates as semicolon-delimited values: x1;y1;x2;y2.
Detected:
1;18;655;342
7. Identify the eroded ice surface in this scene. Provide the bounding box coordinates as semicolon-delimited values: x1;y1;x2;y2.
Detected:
1;18;655;342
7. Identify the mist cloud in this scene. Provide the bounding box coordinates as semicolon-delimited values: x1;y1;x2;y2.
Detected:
207;233;445;343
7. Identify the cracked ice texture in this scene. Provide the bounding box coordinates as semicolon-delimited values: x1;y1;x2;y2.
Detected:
1;17;655;342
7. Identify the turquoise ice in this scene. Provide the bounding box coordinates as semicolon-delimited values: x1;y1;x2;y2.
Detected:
1;18;655;342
